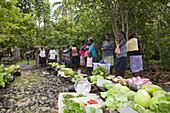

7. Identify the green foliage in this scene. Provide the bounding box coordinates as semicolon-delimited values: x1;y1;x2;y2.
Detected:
0;64;14;88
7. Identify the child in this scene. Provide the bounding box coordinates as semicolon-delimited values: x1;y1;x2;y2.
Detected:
86;52;93;75
71;44;78;70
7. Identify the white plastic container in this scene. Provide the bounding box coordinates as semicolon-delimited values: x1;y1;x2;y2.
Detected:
74;79;91;95
93;63;111;73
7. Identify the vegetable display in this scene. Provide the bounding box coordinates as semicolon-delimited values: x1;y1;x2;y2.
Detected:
71;75;87;82
63;94;75;99
93;65;107;78
128;101;154;113
149;94;170;112
126;77;152;85
100;83;135;110
140;84;162;96
87;99;98;105
62;99;86;113
0;64;15;88
134;89;151;108
76;94;87;98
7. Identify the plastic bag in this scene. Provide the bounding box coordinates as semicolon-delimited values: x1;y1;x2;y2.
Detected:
115;45;120;54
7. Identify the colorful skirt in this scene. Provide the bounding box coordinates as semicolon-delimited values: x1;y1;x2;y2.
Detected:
130;55;143;73
39;56;46;64
114;57;127;71
80;56;85;66
103;55;114;66
63;55;71;64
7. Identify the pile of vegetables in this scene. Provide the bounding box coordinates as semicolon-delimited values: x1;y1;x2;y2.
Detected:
112;76;122;83
93;65;107;78
89;75;104;84
131;84;170;113
0;64;14;88
71;75;87;82
8;65;20;72
100;83;135;110
48;62;65;70
62;99;86;113
60;68;73;76
63;94;87;99
126;77;152;85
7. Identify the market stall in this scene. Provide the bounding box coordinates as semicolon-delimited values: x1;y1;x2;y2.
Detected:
46;62;170;113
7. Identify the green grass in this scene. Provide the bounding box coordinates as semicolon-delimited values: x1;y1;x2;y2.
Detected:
15;60;36;65
13;73;40;87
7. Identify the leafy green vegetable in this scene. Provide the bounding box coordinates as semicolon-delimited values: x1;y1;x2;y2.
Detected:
85;107;103;113
62;99;86;113
150;95;170;113
100;84;135;110
76;94;87;98
63;94;75;99
93;65;107;78
128;101;154;113
0;64;14;87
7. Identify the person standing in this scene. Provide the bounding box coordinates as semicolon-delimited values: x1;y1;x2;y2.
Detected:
39;46;46;67
63;44;71;67
127;32;146;77
114;31;127;78
48;46;57;63
88;38;98;62
101;33;115;74
79;40;86;73
25;50;30;65
71;44;79;70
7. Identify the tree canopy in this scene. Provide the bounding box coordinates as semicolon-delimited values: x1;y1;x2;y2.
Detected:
0;0;169;69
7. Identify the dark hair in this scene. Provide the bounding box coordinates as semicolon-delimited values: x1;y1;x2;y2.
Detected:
81;40;85;44
72;44;76;47
89;38;94;43
105;33;110;37
119;31;126;40
128;32;136;39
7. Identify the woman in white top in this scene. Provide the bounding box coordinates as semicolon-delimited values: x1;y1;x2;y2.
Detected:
48;46;57;63
39;46;46;67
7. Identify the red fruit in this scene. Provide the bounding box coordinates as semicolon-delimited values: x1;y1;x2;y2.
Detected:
65;99;67;102
69;95;71;97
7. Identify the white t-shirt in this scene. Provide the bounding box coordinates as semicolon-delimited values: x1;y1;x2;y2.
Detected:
49;50;57;60
39;49;46;57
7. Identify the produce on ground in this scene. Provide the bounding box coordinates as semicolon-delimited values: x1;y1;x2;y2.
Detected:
93;65;107;78
62;99;86;113
63;94;75;99
152;90;168;97
76;94;87;98
68;71;75;77
126;76;152;85
85;107;103;113
112;76;122;83
134;89;151;108
149;95;170;112
0;64;14;87
140;84;162;96
87;99;98;105
71;75;87;82
128;101;154;113
103;83;114;90
100;83;135;110
60;68;73;76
